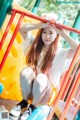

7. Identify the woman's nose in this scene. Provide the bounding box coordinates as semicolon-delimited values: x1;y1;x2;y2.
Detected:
46;34;50;39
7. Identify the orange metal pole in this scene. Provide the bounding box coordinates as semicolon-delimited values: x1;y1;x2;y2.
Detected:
0;14;24;72
60;71;68;87
60;72;80;120
47;46;80;120
12;8;80;34
0;10;16;49
61;61;80;100
76;89;80;101
74;88;80;107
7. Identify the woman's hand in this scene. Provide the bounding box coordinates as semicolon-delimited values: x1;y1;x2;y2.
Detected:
52;24;68;38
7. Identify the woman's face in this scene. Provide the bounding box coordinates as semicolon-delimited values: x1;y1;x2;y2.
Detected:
42;26;57;47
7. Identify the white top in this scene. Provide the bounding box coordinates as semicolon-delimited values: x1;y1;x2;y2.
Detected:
37;47;74;89
48;48;73;89
36;47;48;73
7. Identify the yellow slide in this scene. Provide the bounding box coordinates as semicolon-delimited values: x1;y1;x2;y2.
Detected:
0;3;39;101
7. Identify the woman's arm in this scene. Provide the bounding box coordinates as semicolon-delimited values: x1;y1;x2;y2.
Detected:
19;22;50;39
53;25;79;50
53;25;80;58
60;31;79;51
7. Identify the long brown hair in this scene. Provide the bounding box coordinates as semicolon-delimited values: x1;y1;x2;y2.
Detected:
26;28;59;72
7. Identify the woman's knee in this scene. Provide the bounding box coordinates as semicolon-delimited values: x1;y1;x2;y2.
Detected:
32;74;50;105
20;67;35;100
20;67;35;80
35;73;48;91
36;73;48;82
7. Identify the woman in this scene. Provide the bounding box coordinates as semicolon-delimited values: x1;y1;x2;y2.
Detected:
9;19;79;120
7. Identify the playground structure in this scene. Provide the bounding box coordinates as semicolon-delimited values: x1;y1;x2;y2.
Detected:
0;0;80;120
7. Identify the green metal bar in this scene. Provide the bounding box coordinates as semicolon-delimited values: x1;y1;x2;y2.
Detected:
32;0;41;14
74;110;80;120
70;10;80;39
0;0;13;28
0;83;4;94
62;11;80;48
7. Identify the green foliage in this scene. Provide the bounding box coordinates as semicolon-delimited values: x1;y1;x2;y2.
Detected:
19;0;36;11
18;0;80;26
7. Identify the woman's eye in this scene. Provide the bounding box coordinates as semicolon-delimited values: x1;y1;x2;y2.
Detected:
50;32;53;34
43;31;46;33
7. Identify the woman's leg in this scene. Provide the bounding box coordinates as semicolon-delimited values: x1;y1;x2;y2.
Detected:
32;73;52;106
20;67;35;100
9;67;35;119
20;73;52;120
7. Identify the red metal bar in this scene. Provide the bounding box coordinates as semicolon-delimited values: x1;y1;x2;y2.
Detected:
0;14;24;72
0;10;16;49
78;101;80;110
12;8;80;34
60;72;80;120
61;61;80;100
60;71;68;87
74;86;80;107
76;89;80;102
47;45;80;120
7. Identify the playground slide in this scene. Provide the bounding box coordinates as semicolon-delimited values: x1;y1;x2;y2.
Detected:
0;17;25;101
27;105;50;120
0;3;39;101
